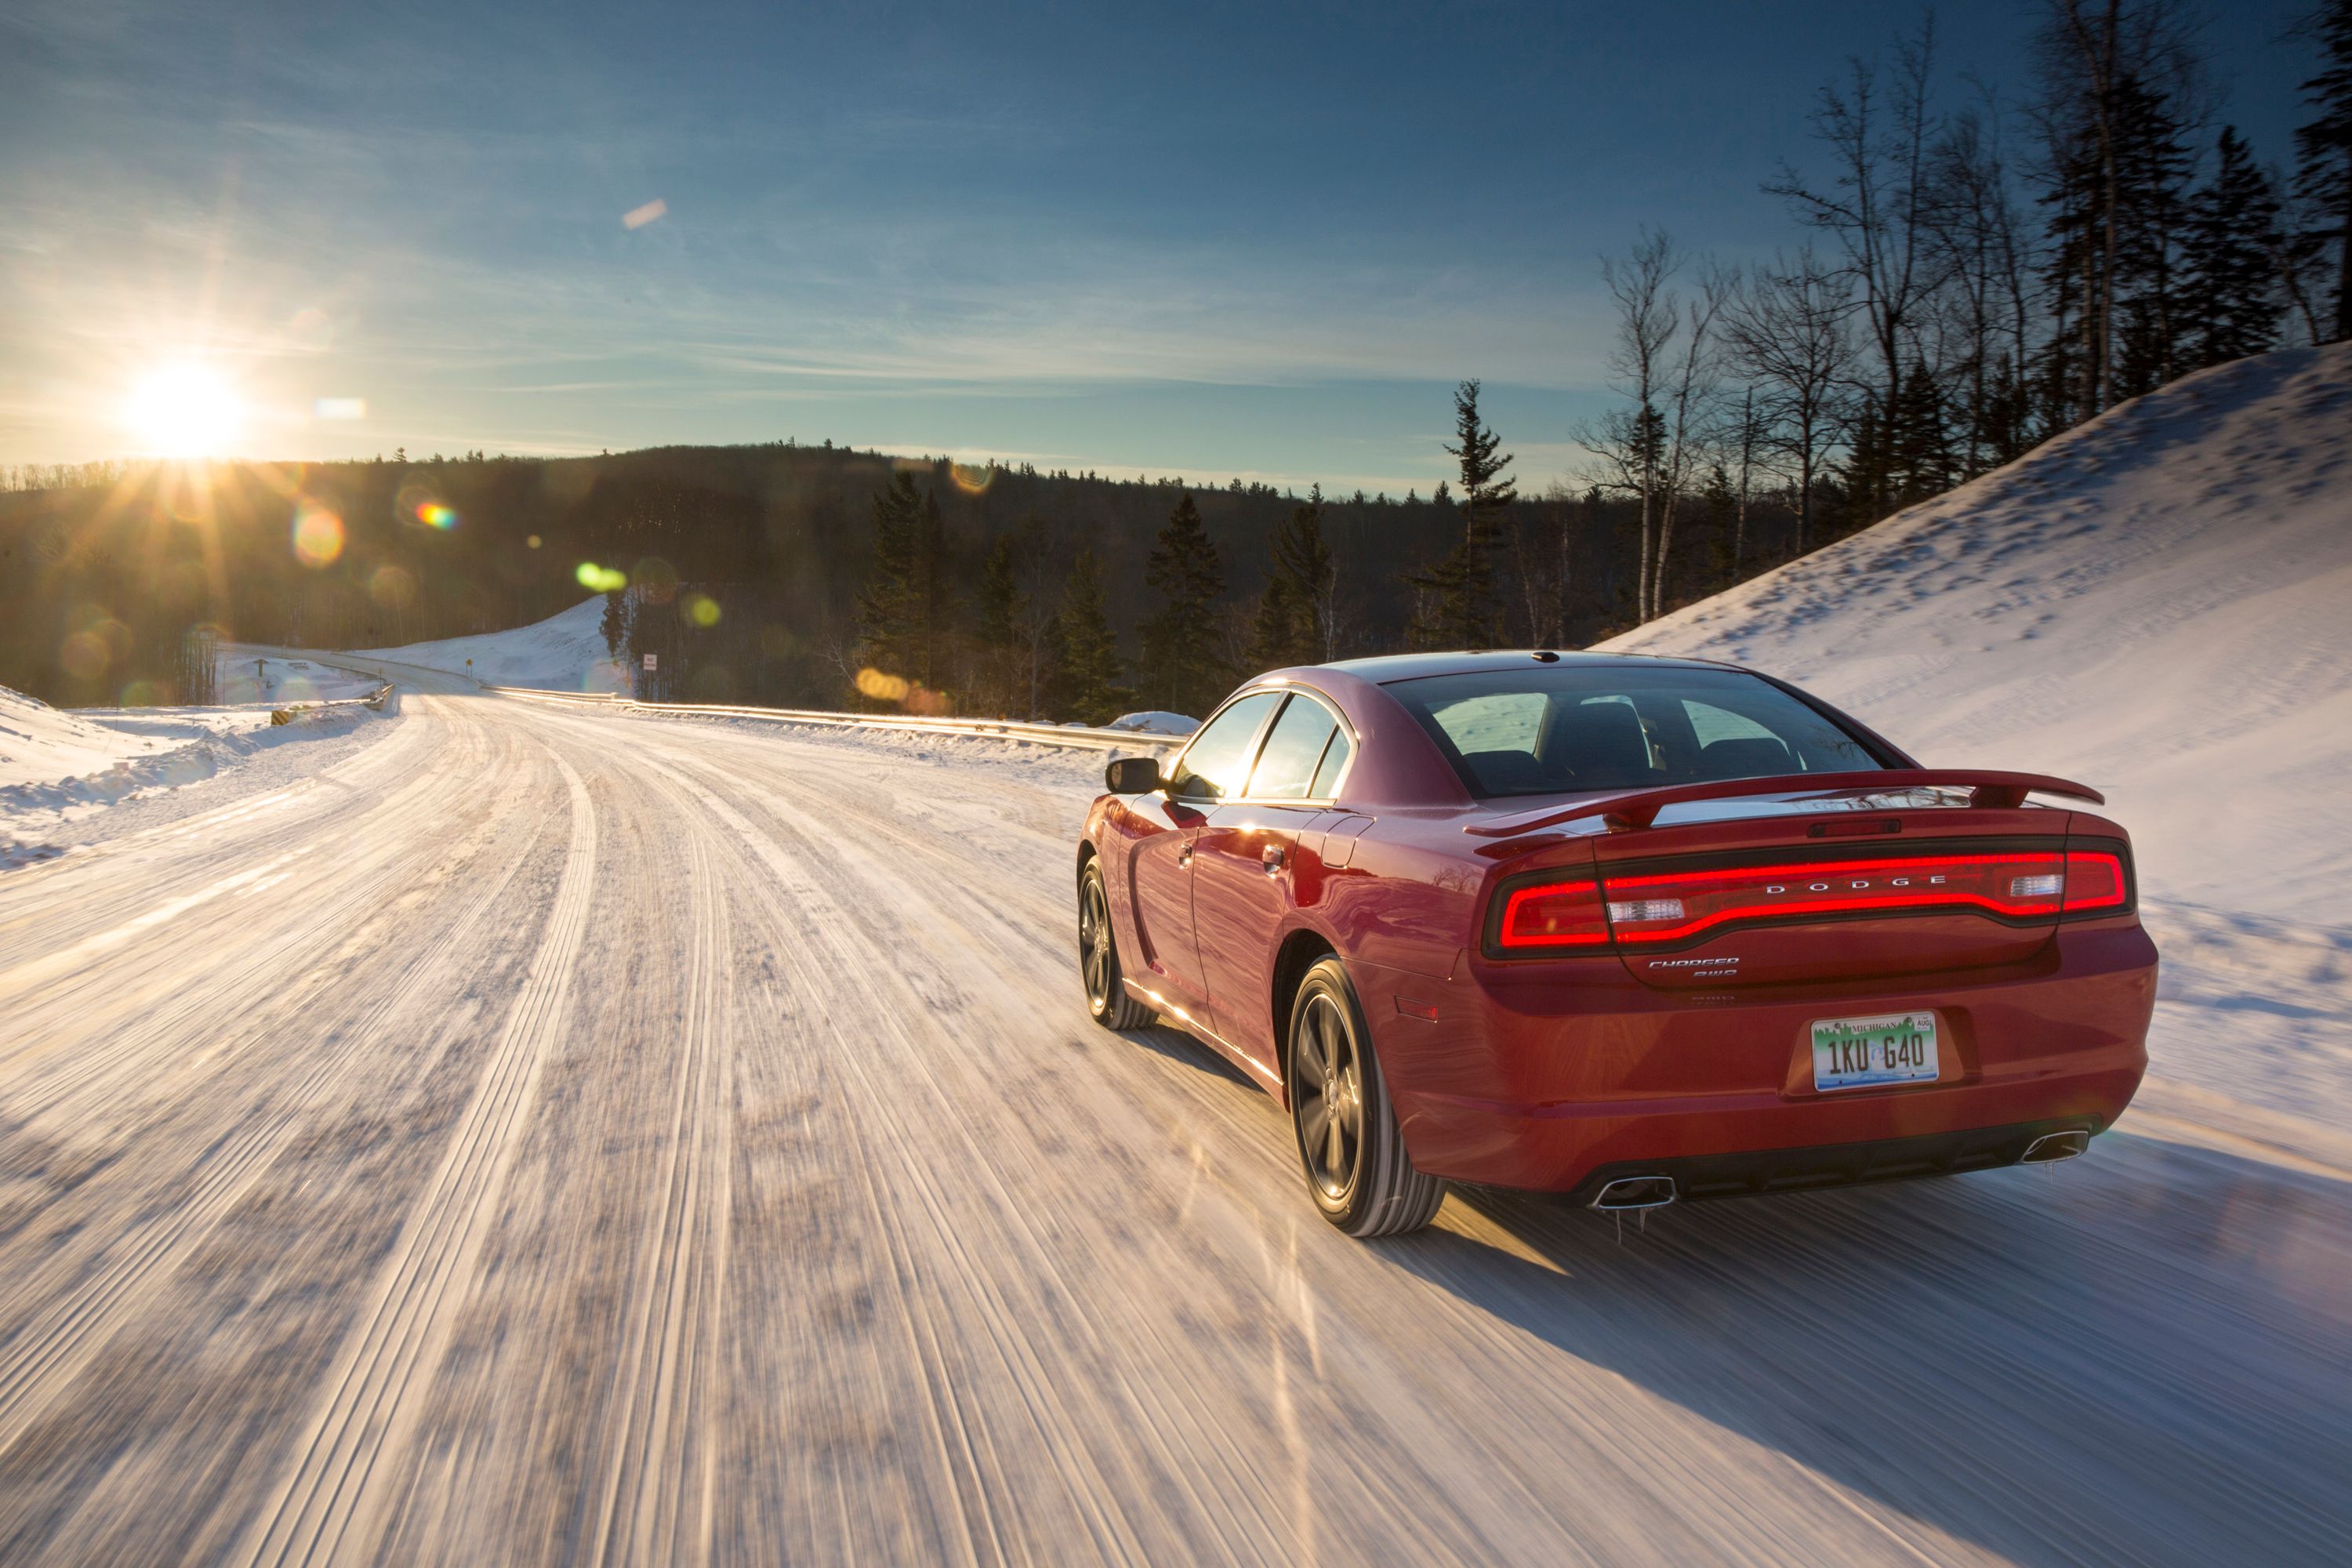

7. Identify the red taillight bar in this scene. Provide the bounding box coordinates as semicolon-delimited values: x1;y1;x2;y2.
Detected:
1489;844;2130;955
1600;851;2067;945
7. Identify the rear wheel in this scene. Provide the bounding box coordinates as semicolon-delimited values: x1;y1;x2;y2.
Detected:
1289;957;1444;1236
1079;861;1152;1029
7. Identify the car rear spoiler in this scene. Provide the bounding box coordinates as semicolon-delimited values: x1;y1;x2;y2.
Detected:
1461;768;2106;838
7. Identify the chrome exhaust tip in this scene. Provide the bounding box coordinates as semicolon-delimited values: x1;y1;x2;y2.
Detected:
2020;1130;2090;1164
1590;1174;1678;1210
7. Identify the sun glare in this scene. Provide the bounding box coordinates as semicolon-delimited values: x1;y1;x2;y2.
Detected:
125;365;242;457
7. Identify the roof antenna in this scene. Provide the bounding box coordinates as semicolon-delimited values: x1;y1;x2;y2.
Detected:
1532;650;1561;662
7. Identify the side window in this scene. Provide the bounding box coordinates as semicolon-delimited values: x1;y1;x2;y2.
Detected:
1308;728;1352;798
1244;696;1340;799
1169;692;1280;800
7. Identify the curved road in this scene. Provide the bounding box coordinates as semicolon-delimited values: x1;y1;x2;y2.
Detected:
0;676;2344;1566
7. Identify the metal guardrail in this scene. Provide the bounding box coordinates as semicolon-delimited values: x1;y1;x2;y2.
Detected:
482;685;1188;754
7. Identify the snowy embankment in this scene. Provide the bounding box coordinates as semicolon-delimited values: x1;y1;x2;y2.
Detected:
357;595;631;691
1602;344;2352;1133
1;660;391;866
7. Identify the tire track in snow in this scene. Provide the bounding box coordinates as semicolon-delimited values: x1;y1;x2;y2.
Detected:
638;747;1274;1563
587;762;733;1568
237;752;597;1568
0;704;521;1124
0;778;549;1461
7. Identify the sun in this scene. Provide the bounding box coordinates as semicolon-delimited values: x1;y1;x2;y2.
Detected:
125;365;243;457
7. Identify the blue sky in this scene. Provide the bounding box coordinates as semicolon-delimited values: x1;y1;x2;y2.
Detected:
0;0;2316;492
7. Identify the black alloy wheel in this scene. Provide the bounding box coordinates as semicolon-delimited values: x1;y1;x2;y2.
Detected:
1288;957;1445;1236
1080;862;1152;1029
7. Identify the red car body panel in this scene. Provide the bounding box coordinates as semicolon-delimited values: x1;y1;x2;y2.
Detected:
1081;655;2156;1198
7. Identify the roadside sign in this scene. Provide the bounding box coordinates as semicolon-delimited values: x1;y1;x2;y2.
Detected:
642;653;658;670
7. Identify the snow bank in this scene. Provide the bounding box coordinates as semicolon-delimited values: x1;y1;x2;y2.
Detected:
1601;344;2352;1125
357;595;630;692
1109;710;1200;735
1;689;390;867
0;683;177;792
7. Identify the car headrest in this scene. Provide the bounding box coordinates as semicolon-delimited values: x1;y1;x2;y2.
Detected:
1698;735;1793;780
1461;749;1546;794
1546;701;1654;788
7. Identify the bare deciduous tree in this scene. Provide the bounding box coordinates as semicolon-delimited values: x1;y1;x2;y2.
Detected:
1649;261;1736;619
1926;94;2038;474
1768;14;1945;520
1576;239;1733;622
1725;249;1859;557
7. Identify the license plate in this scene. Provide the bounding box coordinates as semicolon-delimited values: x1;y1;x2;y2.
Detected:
1811;1011;1940;1091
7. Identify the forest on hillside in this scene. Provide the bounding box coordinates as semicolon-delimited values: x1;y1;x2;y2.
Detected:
3;0;2347;720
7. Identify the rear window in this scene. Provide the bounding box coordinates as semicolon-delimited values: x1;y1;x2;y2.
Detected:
1386;665;1886;798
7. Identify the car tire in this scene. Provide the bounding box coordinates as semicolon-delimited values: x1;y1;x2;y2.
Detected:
1079;860;1152;1029
1288;956;1444;1237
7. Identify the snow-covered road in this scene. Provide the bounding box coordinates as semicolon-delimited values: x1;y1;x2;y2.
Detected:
0;674;2344;1566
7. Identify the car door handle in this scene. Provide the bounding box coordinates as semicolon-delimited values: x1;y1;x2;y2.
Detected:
1178;843;1194;867
1261;845;1286;874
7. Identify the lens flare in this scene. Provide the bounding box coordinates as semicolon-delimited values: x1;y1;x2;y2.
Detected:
368;565;416;608
291;503;344;568
855;667;910;702
60;630;111;680
949;461;995;495
684;592;720;627
415;502;457;529
632;557;677;604
576;561;628;592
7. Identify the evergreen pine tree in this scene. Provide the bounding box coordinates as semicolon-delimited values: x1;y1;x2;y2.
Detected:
2182;128;2286;367
1244;574;1305;674
1700;463;1738;588
1138;490;1225;716
1405;380;1516;649
1054;548;1130;725
600;589;628;661
971;533;1026;715
2295;0;2352;341
2109;77;2196;400
854;470;924;684
1267;491;1335;660
909;482;949;688
1886;358;1954;509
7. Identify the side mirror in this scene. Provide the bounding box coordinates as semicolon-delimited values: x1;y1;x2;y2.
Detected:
1105;755;1163;795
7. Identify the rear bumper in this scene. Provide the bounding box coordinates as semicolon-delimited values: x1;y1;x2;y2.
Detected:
1565;1117;2101;1207
1369;922;2155;1193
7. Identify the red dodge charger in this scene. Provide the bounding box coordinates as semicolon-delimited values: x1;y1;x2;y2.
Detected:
1076;652;2156;1236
